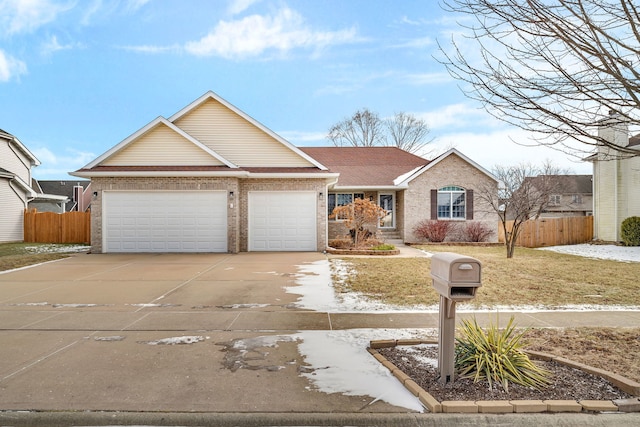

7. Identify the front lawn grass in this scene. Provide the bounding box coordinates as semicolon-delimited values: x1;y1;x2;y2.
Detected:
332;245;640;308
0;243;88;272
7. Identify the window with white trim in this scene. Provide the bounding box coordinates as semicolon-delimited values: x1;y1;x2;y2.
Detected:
328;193;364;220
437;186;466;219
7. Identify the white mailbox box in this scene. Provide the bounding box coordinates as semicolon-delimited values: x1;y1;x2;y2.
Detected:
430;252;482;384
430;252;482;301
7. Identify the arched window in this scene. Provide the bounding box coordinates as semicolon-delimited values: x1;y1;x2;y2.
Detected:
437;186;466;219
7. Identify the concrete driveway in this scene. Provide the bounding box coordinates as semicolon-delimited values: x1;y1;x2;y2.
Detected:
0;252;422;415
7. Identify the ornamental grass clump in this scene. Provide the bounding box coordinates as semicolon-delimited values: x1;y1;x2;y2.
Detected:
455;316;552;392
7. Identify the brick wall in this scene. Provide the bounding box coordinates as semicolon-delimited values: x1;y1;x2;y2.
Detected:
91;176;328;253
403;154;499;243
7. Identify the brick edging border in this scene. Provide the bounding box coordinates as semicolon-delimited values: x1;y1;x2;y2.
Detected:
369;339;640;414
326;248;400;256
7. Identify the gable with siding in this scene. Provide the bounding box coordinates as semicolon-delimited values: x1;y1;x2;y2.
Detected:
102;121;227;167
171;96;316;168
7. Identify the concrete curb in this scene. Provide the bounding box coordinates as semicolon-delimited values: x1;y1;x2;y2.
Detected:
369;339;640;414
2;410;640;427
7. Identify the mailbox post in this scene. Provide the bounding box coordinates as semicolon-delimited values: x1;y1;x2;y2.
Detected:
430;252;482;384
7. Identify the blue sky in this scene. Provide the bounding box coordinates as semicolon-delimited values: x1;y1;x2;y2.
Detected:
1;0;592;179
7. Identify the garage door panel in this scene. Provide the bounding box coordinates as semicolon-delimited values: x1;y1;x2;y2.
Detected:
248;191;316;251
104;191;227;253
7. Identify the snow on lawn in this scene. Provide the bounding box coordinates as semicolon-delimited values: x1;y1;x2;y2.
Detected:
538;243;640;262
25;244;90;254
287;259;436;313
289;244;640;313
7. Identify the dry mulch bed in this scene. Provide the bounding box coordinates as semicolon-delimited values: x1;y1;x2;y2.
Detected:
377;344;633;402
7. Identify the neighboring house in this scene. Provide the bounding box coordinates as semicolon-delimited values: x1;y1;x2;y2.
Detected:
71;91;498;253
29;180;92;212
527;175;593;218
0;129;68;242
300;147;499;244
586;112;640;242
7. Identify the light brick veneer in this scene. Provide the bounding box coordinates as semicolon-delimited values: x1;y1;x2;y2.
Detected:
90;176;327;253
403;154;499;243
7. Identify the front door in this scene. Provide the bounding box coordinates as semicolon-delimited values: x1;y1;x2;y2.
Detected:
379;193;395;228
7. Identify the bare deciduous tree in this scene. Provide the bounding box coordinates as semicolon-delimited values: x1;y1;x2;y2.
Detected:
327;108;385;148
476;161;566;258
438;0;640;158
385;112;434;154
328;109;433;154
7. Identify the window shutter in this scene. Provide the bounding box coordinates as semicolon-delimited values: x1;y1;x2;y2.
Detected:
466;189;474;220
430;189;437;219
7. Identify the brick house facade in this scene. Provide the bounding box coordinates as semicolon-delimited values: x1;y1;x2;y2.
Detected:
74;91;498;253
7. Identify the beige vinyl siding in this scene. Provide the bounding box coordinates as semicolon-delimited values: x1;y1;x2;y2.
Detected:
0;140;31;183
625;157;640;217
0;179;25;242
173;98;314;168
102;123;226;166
593;155;617;241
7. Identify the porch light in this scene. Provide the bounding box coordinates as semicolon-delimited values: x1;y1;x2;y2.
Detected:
229;191;234;198
319;192;324;200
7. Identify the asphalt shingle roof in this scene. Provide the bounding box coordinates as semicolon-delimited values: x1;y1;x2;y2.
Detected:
299;147;429;187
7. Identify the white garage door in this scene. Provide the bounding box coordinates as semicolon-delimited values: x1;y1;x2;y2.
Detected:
103;191;227;253
249;191;317;251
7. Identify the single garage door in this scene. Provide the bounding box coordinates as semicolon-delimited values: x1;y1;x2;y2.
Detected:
248;191;317;251
103;191;227;253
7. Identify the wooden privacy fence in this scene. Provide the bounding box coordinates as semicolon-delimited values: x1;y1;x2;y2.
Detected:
498;216;594;248
24;209;91;244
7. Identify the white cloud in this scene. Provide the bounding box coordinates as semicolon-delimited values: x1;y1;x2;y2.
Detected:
418;103;496;131
0;49;27;82
126;0;151;12
391;36;434;49
405;72;452;85
278;130;327;145
184;7;358;59
31;146;96;179
40;34;82;56
432;127;593;174
227;0;260;15
0;0;72;35
122;44;180;54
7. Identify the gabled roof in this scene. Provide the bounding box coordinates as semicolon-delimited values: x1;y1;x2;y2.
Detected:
528;174;593;194
74;91;333;178
299;147;428;188
169;91;327;170
0;167;37;198
396;148;497;186
83;116;238;169
0;128;40;167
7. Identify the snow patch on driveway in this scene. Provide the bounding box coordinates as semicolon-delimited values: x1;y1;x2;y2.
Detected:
294;328;429;412
138;336;209;345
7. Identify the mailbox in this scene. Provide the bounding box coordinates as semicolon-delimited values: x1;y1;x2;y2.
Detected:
430;252;482;384
430;252;482;301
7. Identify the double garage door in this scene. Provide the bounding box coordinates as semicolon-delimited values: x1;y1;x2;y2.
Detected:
103;191;316;253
